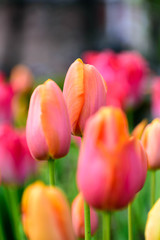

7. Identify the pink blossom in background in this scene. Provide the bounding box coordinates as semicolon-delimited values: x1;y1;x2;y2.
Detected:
151;77;160;118
83;50;148;108
0;124;36;184
0;81;13;123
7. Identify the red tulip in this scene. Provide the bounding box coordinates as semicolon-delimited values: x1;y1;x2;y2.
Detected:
26;79;71;160
63;58;107;136
71;192;98;238
77;107;147;210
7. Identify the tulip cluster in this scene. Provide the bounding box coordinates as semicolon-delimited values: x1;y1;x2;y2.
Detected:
83;50;148;108
1;54;159;240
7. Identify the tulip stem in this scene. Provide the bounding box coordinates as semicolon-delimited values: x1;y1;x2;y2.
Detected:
6;187;24;240
102;211;111;240
151;170;156;207
84;201;91;240
48;158;55;186
0;215;5;240
128;203;132;240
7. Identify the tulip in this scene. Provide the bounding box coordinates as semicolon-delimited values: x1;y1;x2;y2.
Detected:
77;107;147;210
26;79;71;160
145;198;160;240
71;192;98;238
132;119;147;139
10;64;34;94
141;119;160;170
0;124;36;184
22;181;75;240
63;58;107;136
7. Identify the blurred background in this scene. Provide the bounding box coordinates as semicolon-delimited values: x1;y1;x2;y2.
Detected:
0;0;160;240
0;0;159;76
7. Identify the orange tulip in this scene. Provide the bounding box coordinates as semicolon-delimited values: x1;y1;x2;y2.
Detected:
10;64;34;94
71;193;98;238
26;79;71;160
22;181;75;240
77;107;147;210
145;198;160;240
141;119;160;169
132;119;147;139
63;58;107;136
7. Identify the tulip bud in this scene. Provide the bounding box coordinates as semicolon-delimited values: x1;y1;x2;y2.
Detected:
22;182;75;240
132;119;147;139
63;58;107;136
141;119;160;169
26;79;71;160
145;198;160;240
71;193;98;238
77;107;147;210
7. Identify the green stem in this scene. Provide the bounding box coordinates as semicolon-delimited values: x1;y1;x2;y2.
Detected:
84;201;91;240
151;170;156;207
48;158;55;186
0;216;5;240
102;211;111;240
6;187;23;240
128;203;132;240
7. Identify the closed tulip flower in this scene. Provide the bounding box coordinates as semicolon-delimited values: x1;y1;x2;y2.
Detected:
77;107;147;210
141;119;160;170
145;198;160;240
22;181;75;240
26;79;71;160
63;58;107;136
71;192;98;238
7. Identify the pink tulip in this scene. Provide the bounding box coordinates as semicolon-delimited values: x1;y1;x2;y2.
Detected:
0;124;36;184
26;79;71;160
118;51;148;105
141;118;160;170
0;80;13;123
71;192;98;238
77;107;147;210
63;58;107;136
83;50;148;108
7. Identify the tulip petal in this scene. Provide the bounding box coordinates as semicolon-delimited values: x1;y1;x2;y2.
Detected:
40;80;71;158
26;86;49;160
63;59;84;135
78;65;107;134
